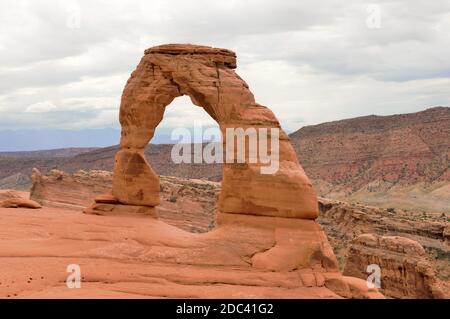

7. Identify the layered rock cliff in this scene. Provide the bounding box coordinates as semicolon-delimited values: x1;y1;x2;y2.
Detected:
343;234;448;298
291;107;450;212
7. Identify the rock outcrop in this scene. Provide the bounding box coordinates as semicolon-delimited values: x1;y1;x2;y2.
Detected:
107;43;317;219
0;198;41;209
29;168;382;298
0;189;25;201
318;197;449;244
27;44;384;298
317;198;450;282
31;169;219;233
0;189;41;209
343;234;448;298
30;168;449;298
0;202;381;298
31;168;112;210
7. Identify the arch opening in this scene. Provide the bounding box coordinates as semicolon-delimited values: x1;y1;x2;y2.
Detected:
152;95;220;145
145;95;223;233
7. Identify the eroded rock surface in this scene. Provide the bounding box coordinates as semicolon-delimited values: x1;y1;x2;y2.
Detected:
31;168;113;210
109;44;317;219
0;203;383;298
0;198;41;209
0;189;41;209
31;169;449;298
318;198;450;282
0;189;26;201
31;169;219;233
28;173;381;297
85;44;361;295
23;44;385;298
343;234;448;298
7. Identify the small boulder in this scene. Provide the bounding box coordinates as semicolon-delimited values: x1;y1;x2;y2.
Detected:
1;198;42;209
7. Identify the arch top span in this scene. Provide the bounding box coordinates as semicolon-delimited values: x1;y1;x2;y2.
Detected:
112;44;319;220
144;44;237;69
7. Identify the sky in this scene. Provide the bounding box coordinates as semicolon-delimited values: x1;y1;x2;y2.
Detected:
0;0;449;150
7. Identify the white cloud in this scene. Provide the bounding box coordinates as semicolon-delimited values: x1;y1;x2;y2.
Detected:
25;101;58;113
0;0;449;133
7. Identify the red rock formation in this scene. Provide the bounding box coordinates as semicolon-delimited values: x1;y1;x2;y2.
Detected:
0;202;384;298
0;189;41;209
25;44;387;298
317;198;450;284
109;44;317;219
30;168;449;298
343;234;448;298
0;189;25;201
30;169;219;233
318;198;449;244
31;168;112;209
292;107;450;188
0;198;41;209
291;107;450;211
29;168;382;298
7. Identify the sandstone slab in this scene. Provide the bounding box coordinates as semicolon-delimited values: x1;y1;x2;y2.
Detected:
0;198;41;209
0;205;381;298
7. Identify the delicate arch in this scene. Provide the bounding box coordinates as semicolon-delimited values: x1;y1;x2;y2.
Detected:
112;44;318;219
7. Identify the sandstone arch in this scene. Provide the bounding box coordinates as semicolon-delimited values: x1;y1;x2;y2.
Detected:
112;44;318;219
80;44;384;298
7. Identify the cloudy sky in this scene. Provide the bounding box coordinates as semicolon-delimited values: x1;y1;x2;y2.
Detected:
0;0;449;149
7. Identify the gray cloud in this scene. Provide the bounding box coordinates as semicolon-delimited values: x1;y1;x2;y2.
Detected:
0;0;449;135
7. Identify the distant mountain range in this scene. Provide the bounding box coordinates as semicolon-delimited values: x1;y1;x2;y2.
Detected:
0;126;216;152
0;128;120;152
0;106;448;212
291;106;449;188
0;147;97;158
291;106;449;212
